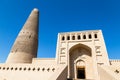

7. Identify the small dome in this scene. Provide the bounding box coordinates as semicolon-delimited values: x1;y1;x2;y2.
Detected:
33;8;39;12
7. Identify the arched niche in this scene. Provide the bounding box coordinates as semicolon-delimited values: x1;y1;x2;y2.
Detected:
69;43;91;55
69;43;92;79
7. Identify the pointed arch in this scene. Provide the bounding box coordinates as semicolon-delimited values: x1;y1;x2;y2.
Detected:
69;43;91;55
69;43;92;79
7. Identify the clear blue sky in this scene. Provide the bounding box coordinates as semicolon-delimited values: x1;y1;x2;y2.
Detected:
0;0;120;63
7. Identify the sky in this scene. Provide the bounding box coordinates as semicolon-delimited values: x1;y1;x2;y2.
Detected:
0;0;120;63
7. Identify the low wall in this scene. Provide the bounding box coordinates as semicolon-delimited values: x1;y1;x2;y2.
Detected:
0;63;57;80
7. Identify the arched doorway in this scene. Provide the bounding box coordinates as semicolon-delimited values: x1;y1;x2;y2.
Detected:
69;44;92;79
76;60;85;79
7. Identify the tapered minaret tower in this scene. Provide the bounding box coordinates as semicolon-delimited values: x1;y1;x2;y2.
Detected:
6;8;39;63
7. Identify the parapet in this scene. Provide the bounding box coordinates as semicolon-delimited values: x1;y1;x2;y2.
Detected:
59;30;101;42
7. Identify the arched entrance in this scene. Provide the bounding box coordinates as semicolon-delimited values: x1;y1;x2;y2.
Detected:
77;66;85;79
69;44;92;79
76;60;85;79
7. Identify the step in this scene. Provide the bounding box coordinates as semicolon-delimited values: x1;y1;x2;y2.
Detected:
67;79;93;80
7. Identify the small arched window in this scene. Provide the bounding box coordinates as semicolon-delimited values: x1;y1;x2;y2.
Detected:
24;67;26;71
15;67;17;70
47;68;50;72
72;36;75;40
11;67;13;70
52;68;55;72
33;68;35;71
89;34;92;39
77;35;81;40
83;35;86;39
37;68;40;71
115;69;119;73
7;67;9;70
94;34;97;38
28;68;31;71
42;68;45;71
3;67;5;70
19;67;22;71
62;36;65;41
67;36;70;40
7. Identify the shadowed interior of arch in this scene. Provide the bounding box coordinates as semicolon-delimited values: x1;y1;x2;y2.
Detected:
70;46;91;57
77;66;85;79
69;44;91;56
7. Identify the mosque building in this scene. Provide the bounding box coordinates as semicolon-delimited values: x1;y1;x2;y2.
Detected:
0;8;120;80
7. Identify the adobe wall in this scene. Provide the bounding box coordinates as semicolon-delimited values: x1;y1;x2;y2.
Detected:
0;62;57;80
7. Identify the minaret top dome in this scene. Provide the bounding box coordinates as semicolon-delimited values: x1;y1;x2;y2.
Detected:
33;8;39;12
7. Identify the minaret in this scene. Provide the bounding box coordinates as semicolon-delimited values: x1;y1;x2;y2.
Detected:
6;8;39;63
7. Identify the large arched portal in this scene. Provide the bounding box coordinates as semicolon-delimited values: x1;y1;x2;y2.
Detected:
69;44;93;79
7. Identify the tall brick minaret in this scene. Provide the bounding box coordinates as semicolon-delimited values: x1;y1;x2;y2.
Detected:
6;8;39;63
